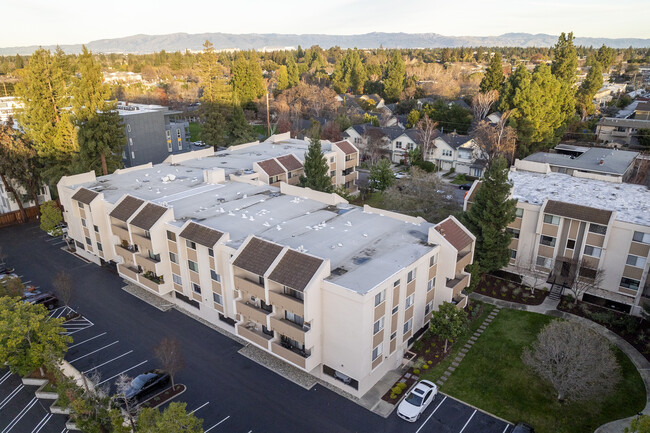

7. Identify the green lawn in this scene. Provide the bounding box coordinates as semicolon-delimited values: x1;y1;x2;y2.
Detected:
252;124;269;140
188;122;202;142
351;191;384;208
436;309;645;433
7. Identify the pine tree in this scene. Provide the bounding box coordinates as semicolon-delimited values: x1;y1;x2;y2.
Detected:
75;109;125;175
368;158;394;192
229;96;255;145
383;52;405;102
286;57;299;88
201;103;226;147
576;62;604;121
198;41;230;147
462;157;517;274
498;64;529;112
231;52;265;104
480;53;504;93
300;128;332;192
595;45;615;70
72;46;110;123
331;50;367;95
551;32;578;124
276;65;289;91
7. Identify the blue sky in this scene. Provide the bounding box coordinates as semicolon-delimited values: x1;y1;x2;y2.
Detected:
3;0;649;47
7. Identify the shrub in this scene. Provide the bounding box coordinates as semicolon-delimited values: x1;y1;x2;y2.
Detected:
513;288;522;297
412;340;423;351
422;364;429;370
427;360;433;365
413;369;420;375
431;342;436;347
397;382;407;390
425;349;430;354
390;393;397;399
413;357;426;370
391;386;403;395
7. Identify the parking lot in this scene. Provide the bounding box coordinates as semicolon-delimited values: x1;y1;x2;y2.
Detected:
1;223;513;433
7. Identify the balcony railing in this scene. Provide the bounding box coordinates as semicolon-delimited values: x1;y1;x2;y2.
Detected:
271;341;309;369
117;263;140;281
234;276;266;300
236;300;271;325
237;325;273;349
269;291;304;316
446;274;470;297
135;254;160;274
456;250;472;273
270;316;309;345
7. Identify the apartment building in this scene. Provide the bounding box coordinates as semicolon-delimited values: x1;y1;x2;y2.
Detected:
0;181;51;215
465;160;650;315
57;152;473;398
596;117;650;147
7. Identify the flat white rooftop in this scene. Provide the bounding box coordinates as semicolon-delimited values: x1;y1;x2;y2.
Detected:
509;170;650;226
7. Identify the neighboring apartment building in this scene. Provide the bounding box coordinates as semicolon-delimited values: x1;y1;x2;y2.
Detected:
521;145;639;183
0;96;22;123
57;152;474;398
118;102;191;167
465;160;650;315
596;117;650;147
0;180;51;215
433;133;485;177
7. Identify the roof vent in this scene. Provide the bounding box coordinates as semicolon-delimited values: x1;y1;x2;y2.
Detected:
599;159;605;165
331;267;348;276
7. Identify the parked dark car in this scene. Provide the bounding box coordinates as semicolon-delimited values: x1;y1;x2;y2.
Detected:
512;422;535;433
118;369;170;403
25;292;59;310
458;183;473;191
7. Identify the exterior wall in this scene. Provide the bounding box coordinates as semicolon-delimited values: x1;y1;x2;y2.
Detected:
390;135;418;164
0;180;51;214
122;111;190;167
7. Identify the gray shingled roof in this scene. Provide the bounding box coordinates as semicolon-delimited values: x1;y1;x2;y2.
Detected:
439;133;472;149
524;148;638;175
268;249;324;292
544;200;612;225
109;195;144;222
599;117;650;128
71;188;99;205
232;237;283;276
130;203;168;230
179;222;223;248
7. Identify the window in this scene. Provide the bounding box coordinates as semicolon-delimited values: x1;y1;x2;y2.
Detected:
425;300;434;315
186;240;196;250
284;286;304;301
390;331;397;340
144;230;151;239
407;269;416;283
583;245;602;258
374;289;386;306
543;214;560;225
391;305;398;315
269;176;278;183
210;270;221;282
627;255;647;268
93;225;99;233
427;278;435;292
330;170;336;177
566;239;576;250
633;231;650;244
192;282;201;294
287;171;292;179
97;242;103;252
166;130;171;139
540;235;556;247
405;294;414;309
188;260;199;272
506;228;520;239
172;274;182;285
345;154;353;161
169;252;178;264
429;254;437;267
510;249;517;259
285;310;304;327
403;318;413;335
372;343;383;362
407;143;414;150
167;231;176;242
330;157;335;163
85;236;91;245
589;223;607;235
213;292;223;305
373;317;385;334
208;248;214;257
81;218;86;227
395;141;402;149
393;279;400;287
167;140;173;152
515;208;524;218
536;256;552;268
148;250;160;261
620;277;640;291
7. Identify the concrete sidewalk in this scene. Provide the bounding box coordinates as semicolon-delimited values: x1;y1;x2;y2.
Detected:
470;292;650;433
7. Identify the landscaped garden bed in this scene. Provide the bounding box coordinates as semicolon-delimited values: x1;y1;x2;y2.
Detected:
381;301;492;404
475;273;547;305
558;295;650;361
432;308;645;433
139;384;186;409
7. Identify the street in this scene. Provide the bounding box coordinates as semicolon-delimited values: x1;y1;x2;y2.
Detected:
0;222;510;433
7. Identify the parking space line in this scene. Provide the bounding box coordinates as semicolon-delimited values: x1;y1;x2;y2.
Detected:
204;416;229;432
98;360;148;386
54;308;67;319
502;425;510;433
31;413;52;433
84;351;134;374
0;384;24;410
1;397;37;433
0;370;12;385
70;332;107;348
415;395;447;433
69;341;119;363
65;323;95;335
190;401;209;414
459;409;477;433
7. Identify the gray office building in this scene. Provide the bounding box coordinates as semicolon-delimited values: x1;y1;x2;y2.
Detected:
118;102;192;167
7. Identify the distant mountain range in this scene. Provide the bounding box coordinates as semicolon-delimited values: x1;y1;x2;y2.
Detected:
2;32;650;55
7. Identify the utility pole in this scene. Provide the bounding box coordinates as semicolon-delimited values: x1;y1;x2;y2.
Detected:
266;92;271;138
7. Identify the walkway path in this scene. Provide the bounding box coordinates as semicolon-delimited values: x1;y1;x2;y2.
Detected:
470;292;650;433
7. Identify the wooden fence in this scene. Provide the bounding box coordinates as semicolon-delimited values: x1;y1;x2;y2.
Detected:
0;206;41;228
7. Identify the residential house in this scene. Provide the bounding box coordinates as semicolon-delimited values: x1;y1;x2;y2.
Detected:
635;101;650;120
57;158;474;399
596;117;650;147
433;133;485;177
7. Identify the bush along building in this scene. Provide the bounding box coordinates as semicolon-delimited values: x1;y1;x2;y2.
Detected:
57;143;473;398
465;157;650;315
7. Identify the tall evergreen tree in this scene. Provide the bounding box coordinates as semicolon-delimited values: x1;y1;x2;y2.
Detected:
276;65;289;91
75;110;125;175
331;50;367;94
551;32;578;125
229;95;255;145
231;52;265;105
498;64;529;112
286;57;299;88
479;53;504;93
462;157;517;274
299;127;332;192
383;52;405;102
198;41;230;147
72;46;110;123
595;45;615;70
575;62;604;121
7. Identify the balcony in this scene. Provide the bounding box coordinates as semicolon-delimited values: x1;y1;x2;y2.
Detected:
117;264;140;281
447;274;470;297
344;172;357;183
237;325;273;349
452;293;468;309
135;254;160;274
270;316;309;345
132;232;153;252
112;224;129;239
236;300;271;325
344;157;357;169
456;250;472;274
138;273;161;292
234;276;266;300
271;341;309;369
269;291;304;316
115;244;136;262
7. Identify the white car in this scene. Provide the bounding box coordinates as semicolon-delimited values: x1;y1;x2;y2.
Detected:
397;380;438;422
394;172;409;179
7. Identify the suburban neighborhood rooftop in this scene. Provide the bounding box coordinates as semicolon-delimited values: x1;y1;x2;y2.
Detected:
523;147;639;175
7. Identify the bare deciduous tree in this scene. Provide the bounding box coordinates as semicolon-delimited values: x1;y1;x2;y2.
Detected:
416;115;439;162
514;257;547;295
154;337;185;390
471;90;499;121
564;259;605;305
362;129;390;166
472;112;517;166
522;320;620;402
115;374;138;430
52;270;74;307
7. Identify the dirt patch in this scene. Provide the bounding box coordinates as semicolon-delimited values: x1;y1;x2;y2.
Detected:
139;384;187;409
476;274;547;305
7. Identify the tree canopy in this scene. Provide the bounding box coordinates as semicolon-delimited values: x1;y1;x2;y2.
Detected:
429;301;468;352
384;52;406;102
479;53;504;93
299;127;333;192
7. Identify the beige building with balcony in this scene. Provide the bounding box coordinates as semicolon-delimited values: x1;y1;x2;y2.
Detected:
465;161;650;315
57;152;473;398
